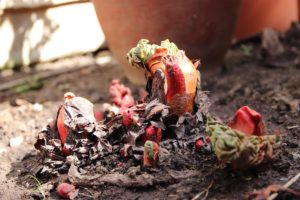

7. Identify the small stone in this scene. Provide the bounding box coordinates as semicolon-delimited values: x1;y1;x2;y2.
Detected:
244;87;251;97
33;103;43;112
290;99;300;112
96;55;112;65
0;148;8;154
292;152;300;160
9;136;24;147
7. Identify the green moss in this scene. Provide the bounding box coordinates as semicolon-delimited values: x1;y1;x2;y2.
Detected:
14;78;43;93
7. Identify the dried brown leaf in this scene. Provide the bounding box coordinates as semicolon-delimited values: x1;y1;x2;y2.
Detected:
68;164;82;182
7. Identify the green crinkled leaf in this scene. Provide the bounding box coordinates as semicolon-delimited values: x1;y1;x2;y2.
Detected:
127;39;179;68
160;39;179;56
206;116;280;168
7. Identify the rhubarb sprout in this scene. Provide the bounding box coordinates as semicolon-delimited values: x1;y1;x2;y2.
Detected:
127;39;179;68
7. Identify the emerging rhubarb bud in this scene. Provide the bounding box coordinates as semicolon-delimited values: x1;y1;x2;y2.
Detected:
109;79;135;112
122;109;138;127
94;110;103;122
206;116;280;169
127;39;199;116
195;139;204;150
145;124;162;144
195;136;212;152
127;39;178;69
163;54;197;115
228;106;265;136
143;140;159;167
56;183;77;199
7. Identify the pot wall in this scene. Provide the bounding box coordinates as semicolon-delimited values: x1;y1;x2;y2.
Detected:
235;0;298;39
92;0;241;84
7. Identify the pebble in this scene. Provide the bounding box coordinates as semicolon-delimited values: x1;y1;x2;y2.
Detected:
9;136;24;147
0;148;8;154
33;103;43;112
96;55;112;65
292;152;300;160
290;99;300;112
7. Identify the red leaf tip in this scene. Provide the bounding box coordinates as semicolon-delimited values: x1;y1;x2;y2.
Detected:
228;106;265;136
56;183;76;199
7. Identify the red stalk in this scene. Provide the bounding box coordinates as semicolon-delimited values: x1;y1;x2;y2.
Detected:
163;56;186;103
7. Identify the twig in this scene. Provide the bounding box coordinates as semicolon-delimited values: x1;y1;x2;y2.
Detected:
287;125;300;130
105;115;122;128
78;192;94;199
268;171;300;200
191;181;213;200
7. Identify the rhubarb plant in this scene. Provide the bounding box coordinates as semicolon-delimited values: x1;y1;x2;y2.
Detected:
206;113;280;169
127;39;199;115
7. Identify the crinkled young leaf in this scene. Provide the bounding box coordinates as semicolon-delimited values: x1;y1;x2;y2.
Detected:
127;39;178;68
127;39;159;67
206;116;280;168
160;39;179;56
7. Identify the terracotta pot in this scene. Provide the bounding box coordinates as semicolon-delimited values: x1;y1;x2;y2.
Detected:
92;0;241;84
235;0;298;40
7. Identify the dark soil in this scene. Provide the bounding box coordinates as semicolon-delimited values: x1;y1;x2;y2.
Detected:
1;30;300;199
